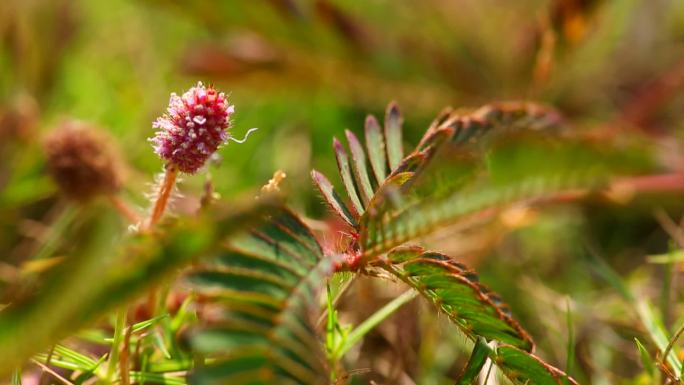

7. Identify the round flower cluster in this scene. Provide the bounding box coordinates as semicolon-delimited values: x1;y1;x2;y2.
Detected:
150;82;234;173
44;121;122;201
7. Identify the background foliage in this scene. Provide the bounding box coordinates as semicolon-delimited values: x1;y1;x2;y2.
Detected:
2;0;684;384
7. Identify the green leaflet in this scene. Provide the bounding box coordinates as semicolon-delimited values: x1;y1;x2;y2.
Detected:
311;170;357;227
384;102;404;170
364;115;387;184
491;345;579;385
187;208;336;385
345;130;375;205
453;341;580;385
333;138;364;215
455;337;490;385
383;245;534;351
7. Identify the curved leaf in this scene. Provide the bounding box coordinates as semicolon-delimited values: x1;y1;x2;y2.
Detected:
418;101;563;150
187;208;336;385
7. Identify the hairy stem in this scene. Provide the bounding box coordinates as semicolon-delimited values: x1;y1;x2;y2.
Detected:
146;165;179;230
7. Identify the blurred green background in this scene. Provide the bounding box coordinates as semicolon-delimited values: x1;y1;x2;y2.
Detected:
2;1;684;383
3;0;683;208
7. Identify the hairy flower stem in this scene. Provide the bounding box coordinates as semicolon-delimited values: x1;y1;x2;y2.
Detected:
143;165;181;334
146;165;178;230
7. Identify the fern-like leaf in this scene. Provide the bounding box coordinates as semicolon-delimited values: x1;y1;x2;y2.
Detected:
186;208;336;385
382;246;580;384
361;132;655;257
311;103;409;228
381;245;534;351
313;101;565;238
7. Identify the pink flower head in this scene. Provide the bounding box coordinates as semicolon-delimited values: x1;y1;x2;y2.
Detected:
150;82;235;173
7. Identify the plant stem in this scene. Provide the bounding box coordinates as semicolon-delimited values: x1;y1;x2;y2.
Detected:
146;165;178;230
10;367;21;385
38;346;55;385
142;164;179;340
106;164;178;383
317;274;356;327
120;326;132;385
106;309;127;383
565;299;575;381
336;289;417;358
31;359;73;385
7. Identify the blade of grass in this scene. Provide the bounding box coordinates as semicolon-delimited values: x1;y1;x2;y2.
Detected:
31;205;80;261
53;345;98;370
128;371;186;385
10;368;21;385
636;300;681;376
337;289;418;358
634;338;655;377
152;330;172;360
132;314;169;334
647;250;684;264
585;244;681;376
106;308;127;382
565;299;575;384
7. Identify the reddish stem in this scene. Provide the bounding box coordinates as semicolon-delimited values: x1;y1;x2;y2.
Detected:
146;164;179;230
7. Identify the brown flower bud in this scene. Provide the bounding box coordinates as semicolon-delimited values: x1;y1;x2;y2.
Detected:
44;120;123;201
